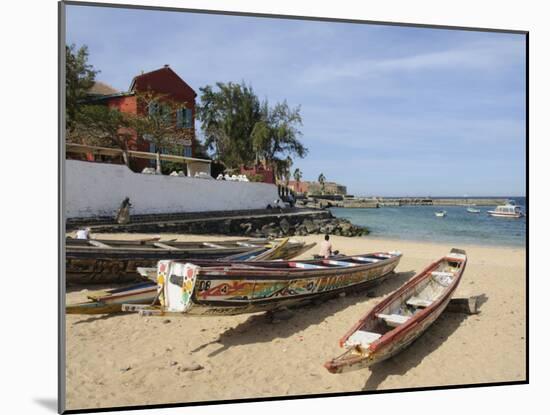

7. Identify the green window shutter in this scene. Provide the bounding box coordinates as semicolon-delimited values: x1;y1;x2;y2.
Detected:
185;109;193;128
176;108;183;128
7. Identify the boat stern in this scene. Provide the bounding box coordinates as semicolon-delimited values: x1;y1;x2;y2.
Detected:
158;260;200;313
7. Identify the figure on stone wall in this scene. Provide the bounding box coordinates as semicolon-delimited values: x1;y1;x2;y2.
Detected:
116;197;132;224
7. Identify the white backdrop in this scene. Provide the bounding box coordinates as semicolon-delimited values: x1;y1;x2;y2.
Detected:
1;1;543;415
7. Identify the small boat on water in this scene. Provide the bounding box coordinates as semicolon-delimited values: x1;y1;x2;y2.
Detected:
65;237;313;284
435;210;447;217
324;249;467;373
487;201;524;218
66;239;316;315
122;251;403;317
466;205;481;213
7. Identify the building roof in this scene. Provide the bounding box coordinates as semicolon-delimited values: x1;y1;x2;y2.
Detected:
129;65;197;97
88;81;119;96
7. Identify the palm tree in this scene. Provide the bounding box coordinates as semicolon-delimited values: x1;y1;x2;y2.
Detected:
318;173;326;195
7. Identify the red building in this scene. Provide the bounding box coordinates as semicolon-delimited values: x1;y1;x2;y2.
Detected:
240;163;275;184
287;180;309;194
85;65;197;171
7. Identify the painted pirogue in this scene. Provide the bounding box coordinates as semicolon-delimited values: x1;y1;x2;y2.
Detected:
65;239;316;314
122;251;402;317
65;237;313;284
324;248;467;373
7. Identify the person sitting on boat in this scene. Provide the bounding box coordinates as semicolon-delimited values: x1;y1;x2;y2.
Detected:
319;234;333;259
75;227;90;240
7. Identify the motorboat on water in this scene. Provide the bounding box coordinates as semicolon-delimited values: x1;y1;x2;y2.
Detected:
435;210;447;217
466;205;481;213
487;201;524;218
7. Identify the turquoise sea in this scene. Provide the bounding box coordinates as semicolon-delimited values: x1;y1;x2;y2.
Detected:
330;197;527;247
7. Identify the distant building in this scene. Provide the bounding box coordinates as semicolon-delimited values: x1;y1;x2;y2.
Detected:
83;65;197;171
288;180;347;196
240;163;275;184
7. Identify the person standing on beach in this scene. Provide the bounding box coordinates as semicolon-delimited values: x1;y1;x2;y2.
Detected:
116;197;132;224
319;234;333;259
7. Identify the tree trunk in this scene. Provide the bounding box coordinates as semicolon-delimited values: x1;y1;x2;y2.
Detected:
122;150;129;167
156;151;161;174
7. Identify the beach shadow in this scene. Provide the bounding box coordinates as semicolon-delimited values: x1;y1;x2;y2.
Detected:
71;313;125;325
361;294;488;391
204;271;416;357
475;293;489;309
34;398;57;412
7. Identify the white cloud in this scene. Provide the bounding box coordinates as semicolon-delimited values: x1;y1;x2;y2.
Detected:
301;37;524;84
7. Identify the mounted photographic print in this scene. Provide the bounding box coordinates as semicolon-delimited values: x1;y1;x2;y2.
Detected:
59;1;527;413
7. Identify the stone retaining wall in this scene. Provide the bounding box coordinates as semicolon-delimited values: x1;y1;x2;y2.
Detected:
84;209;369;238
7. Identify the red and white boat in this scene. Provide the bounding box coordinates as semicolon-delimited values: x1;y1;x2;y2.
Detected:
324;249;467;373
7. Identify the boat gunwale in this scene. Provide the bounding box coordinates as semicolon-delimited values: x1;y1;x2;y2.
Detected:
183;252;401;280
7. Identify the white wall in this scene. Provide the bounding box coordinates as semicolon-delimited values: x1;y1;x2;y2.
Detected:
65;160;280;218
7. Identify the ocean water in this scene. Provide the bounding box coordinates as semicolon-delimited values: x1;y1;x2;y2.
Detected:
330;197;527;247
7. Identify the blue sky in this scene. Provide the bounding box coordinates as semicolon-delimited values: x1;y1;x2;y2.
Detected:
66;5;526;197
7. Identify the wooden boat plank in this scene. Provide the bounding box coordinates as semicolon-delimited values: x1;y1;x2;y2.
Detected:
353;256;380;263
202;242;227;249
152;242;180;250
88;240;113;248
288;262;327;269
323;260;358;267
406;296;433;308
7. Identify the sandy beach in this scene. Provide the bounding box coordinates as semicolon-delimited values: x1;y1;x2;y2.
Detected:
65;233;526;411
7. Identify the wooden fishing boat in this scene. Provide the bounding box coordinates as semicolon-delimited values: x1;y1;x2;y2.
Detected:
65;237;310;284
122;251;402;317
66;281;158;315
135;240;317;281
324;249;466;373
66;239;317;314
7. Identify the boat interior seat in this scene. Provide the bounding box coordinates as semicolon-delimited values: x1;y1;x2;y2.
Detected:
376;313;411;327
374;253;392;258
322;260;358;267
288;262;326;269
344;330;382;348
431;271;454;278
406;296;433;308
352;256;380;263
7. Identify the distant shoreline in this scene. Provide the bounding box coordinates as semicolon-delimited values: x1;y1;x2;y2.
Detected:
361;234;526;249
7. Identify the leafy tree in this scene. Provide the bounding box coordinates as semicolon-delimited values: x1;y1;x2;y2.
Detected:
67;105;133;165
66;44;99;129
257;101;307;170
318;173;326;194
127;89;193;173
197;82;307;173
198;82;261;167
